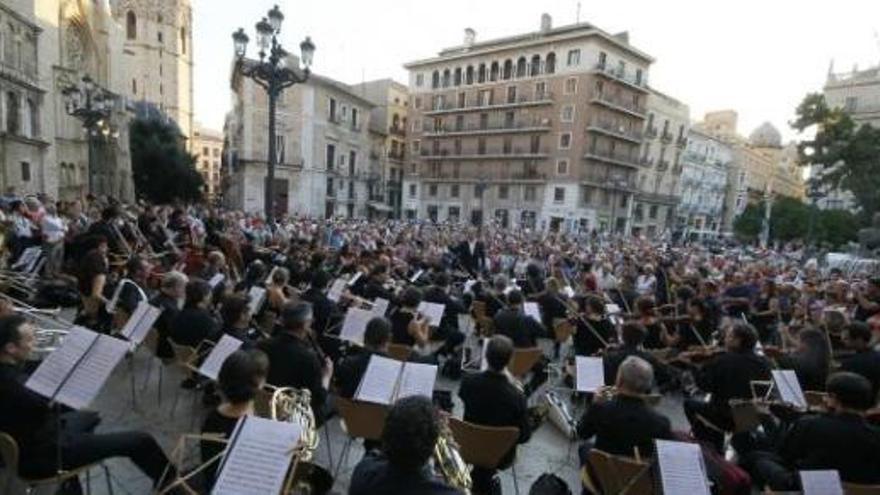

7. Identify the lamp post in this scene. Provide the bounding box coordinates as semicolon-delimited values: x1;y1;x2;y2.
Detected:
806;178;825;253
232;5;315;227
62;75;115;196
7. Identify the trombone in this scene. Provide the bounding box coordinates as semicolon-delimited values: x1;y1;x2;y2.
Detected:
0;291;74;361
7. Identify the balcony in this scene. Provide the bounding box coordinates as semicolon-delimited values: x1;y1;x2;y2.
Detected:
389;125;406;137
388;149;406;162
589;92;647;119
420;147;549;160
423;118;552;137
421;171;547;183
645;126;658;139
586;119;643;144
592;63;650;93
424;92;554;115
584;148;642;169
660;131;674;144
581;172;638;191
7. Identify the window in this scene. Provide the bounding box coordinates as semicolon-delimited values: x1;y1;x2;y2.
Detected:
203;147;210;156
328;98;337;122
126;11;137;40
457;92;466;108
561;105;574;122
477;137;486;154
20;162;30;182
132;78;137;94
530;55;541;76
564;77;577;94
442;69;451;88
554;187;565;202
635;68;643;85
559;133;571;149
506;86;517;104
535;82;547;99
503;60;513;79
567;49;580;66
326;144;336;170
477;89;492;106
649;205;659;219
181;28;187;54
498;185;509;200
451;184;460;198
516;57;527;78
617;60;626;76
524;186;536;202
545;52;556;74
6;92;19;135
465;66;474;85
432;71;440;89
448;206;460;222
429;184;437;197
454;68;462;86
27;98;37;137
598;51;607;69
504;111;514;127
503;137;512;154
455;116;464;131
581;186;594;205
556;159;569;175
349;151;356;175
409;184;417;197
414;97;421;110
490;62;499;81
351;108;359;130
157;30;163;43
412;140;420;153
477;64;487;83
416;73;424;87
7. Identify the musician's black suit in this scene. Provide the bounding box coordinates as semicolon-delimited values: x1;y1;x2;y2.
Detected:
576;394;672;458
258;331;328;423
455;240;486;275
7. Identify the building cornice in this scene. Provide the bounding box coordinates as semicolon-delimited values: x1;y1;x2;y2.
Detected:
0;4;43;33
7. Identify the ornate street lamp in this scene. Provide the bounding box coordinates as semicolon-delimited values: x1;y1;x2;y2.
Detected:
232;6;315;226
62;75;117;195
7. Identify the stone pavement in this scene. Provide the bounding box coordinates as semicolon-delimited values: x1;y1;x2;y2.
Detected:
3;338;690;495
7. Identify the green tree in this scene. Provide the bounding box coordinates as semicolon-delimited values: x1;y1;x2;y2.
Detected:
769;196;809;242
733;202;764;242
129;117;204;203
816;208;860;248
791;93;880;219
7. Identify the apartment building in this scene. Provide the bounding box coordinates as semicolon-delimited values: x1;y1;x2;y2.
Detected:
193;124;222;199
678;128;731;240
224;63;376;218
403;14;653;232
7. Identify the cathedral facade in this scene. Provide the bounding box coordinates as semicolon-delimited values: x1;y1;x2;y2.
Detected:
0;0;192;201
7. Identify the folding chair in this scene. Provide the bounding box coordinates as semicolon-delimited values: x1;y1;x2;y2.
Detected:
387;343;412;362
584;449;654;495
0;432;114;495
333;397;389;479
553;319;575;344
447;417;521;495
508;347;543;378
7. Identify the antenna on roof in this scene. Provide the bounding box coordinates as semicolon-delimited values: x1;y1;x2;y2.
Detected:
576;1;582;23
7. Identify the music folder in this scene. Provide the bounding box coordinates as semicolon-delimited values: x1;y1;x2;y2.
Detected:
247;287;266;316
523;302;541;322
772;369;807;409
410;269;424;283
211;415;303;495
327;278;346;302
655;440;711;495
118;301;163;346
208;273;226;289
26;326;129;410
340;307;374;345
199;335;243;381
417;302;445;328
371;297;390;317
355;355;438;405
575;356;604;392
347;271;363;287
799;470;843;495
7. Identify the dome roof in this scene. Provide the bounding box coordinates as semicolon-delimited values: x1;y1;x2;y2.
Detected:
749;122;782;148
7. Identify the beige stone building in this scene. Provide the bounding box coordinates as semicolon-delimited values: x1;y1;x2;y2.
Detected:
0;0;192;201
632;89;689;238
404;15;654;233
192;124;222;199
224;64;378;219
351;79;409;218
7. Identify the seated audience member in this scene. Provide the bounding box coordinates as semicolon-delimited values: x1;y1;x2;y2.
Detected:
335;316;392;399
840;321;880;399
577;356;672;462
258;301;332;424
200;349;269;488
349;396;461;495
0;315;178;490
738;372;880;489
459;335;531;494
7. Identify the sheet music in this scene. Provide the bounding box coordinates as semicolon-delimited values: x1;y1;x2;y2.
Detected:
199;335;243;381
355;355;402;405
562;286;575;298
523;302;541;322
371;297;390;317
575;356;604;392
26;326;97;401
55;333;128;410
119;301;162;345
13;246;41;272
340;307;374;345
480;338;489;371
247;287;266;316
605;304;621;314
417;302;445;327
347;271;363;287
396;362;437;400
655;440;711;495
772;369;807;409
327;278;346;302
410;269;424;283
464;279;477;294
799;470;843;495
212;416;303;495
208;273;226;289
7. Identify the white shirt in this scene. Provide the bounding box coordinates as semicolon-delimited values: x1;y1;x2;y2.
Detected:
41;214;68;243
636;274;657;295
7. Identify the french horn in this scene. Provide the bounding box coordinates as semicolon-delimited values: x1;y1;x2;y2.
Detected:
434;418;472;494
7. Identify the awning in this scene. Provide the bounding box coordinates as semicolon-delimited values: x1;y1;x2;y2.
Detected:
368;202;393;212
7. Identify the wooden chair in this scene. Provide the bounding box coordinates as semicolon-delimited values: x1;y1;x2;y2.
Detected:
584;449;654;495
472;301;488;320
553;319;575;344
508;347;543;378
448;417;522;495
333;397;390;478
387;343;412;362
844;482;880;495
0;432;114;495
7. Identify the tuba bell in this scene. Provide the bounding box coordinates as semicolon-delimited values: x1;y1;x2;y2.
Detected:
434;418;472;494
269;386;319;463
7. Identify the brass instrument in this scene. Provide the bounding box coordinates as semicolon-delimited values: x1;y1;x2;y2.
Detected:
106;278;148;315
545;391;577;439
269;386;319;464
434;418;472;494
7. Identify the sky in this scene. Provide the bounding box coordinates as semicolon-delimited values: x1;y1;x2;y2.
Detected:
192;0;880;142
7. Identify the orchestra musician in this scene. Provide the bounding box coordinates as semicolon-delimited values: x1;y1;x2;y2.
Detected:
171;278;222;349
150;270;187;359
454;230;486;276
684;322;772;452
735;372;880;489
0;315;180;492
76;235;111;331
492;290;548;396
422;272;467;358
349;396;461;495
839;322;880;399
459;336;533;495
390;287;431;349
573;295;616;357
258;302;333;425
219;293;259;348
301;271;344;360
602;322;674;389
771;328;832;392
335;317;392;399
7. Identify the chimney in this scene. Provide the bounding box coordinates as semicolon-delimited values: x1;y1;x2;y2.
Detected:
540;13;552;33
614;31;630;44
464;28;476;47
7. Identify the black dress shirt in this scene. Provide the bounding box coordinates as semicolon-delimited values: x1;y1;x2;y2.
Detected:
459;370;530;444
171;307;221;348
839;349;880;399
335;349;384;399
696;350;771;415
576;395;673;457
350;451;462;495
258;332;327;414
493;307;546;348
0;363;56;462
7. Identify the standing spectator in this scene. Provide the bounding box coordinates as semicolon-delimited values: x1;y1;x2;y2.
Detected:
40;202;67;278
